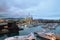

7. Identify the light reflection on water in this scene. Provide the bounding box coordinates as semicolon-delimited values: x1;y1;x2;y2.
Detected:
19;26;42;35
0;25;60;40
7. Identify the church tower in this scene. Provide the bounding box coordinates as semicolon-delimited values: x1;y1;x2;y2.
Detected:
24;13;33;24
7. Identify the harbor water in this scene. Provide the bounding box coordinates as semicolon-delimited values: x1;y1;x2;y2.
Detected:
0;25;60;40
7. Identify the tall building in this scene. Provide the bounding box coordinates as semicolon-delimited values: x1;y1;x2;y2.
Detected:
24;13;33;24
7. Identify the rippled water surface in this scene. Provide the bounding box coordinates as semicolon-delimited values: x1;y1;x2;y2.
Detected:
0;25;60;40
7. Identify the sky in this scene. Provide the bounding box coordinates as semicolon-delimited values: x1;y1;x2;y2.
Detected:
0;0;60;19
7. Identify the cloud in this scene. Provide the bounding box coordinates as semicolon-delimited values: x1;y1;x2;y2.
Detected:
0;0;60;19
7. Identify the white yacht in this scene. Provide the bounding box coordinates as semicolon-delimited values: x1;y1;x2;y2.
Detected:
34;31;56;40
4;32;36;40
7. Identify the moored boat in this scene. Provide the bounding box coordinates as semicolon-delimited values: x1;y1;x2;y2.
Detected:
4;32;36;40
34;31;56;40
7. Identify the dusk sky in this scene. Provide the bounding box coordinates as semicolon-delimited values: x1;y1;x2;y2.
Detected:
0;0;60;19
